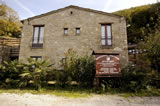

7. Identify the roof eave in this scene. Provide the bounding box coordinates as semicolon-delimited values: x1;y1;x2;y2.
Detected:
21;5;124;21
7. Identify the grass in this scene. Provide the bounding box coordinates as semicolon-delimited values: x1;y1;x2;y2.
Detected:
0;87;93;98
95;87;160;98
0;87;160;98
118;89;160;97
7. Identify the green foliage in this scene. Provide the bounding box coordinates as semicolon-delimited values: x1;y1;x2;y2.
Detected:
100;78;122;92
0;4;7;16
0;51;95;89
138;29;160;72
56;49;96;88
114;2;160;92
115;2;160;44
0;50;159;93
0;4;20;22
0;59;53;90
73;55;95;87
0;4;22;37
99;63;160;93
0;60;23;88
55;69;72;88
121;64;152;92
19;58;52;90
0;88;92;98
0;19;21;37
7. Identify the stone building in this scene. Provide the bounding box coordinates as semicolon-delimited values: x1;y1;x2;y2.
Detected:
19;5;128;68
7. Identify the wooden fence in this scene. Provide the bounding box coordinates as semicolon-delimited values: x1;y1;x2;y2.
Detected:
0;37;21;63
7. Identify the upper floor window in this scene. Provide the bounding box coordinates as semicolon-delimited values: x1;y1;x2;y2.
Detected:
101;24;112;46
64;28;68;35
76;28;80;35
32;25;44;48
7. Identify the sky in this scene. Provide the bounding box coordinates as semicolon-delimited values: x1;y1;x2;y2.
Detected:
1;0;158;20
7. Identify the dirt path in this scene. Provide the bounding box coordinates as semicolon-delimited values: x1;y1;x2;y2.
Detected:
0;93;160;106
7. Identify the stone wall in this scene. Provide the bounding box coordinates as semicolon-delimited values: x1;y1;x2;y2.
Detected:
0;45;2;64
0;45;10;64
0;37;20;64
19;6;128;68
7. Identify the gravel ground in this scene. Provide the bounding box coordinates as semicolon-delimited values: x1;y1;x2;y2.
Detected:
0;93;160;106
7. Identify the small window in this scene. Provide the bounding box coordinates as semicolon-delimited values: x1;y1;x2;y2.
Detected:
76;28;80;35
62;57;66;65
64;28;68;35
30;56;42;61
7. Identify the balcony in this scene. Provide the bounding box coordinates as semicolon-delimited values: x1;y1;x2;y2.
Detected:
32;43;43;48
32;37;43;48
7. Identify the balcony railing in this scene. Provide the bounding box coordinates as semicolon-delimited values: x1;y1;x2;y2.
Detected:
32;43;43;48
32;37;43;48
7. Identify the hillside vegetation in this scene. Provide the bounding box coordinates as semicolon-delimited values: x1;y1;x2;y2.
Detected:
114;2;160;44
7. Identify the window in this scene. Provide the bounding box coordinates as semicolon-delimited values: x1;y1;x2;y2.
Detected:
76;28;80;35
32;25;44;48
64;28;68;35
62;57;66;65
101;24;112;46
30;56;42;61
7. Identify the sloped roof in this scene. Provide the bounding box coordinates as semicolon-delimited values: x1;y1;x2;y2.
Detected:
22;5;123;21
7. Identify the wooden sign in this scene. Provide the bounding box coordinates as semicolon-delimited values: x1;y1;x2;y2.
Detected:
95;54;121;77
92;50;122;88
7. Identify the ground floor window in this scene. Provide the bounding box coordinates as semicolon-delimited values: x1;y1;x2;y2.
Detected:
62;57;66;65
30;56;42;61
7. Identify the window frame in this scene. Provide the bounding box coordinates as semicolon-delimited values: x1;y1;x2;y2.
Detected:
64;28;68;35
62;57;66;65
76;27;80;35
30;56;42;61
101;24;112;46
32;25;44;48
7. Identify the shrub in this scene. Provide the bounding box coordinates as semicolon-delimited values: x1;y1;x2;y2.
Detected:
100;77;122;91
55;69;72;88
60;49;96;88
19;58;52;90
98;63;157;92
0;60;23;88
121;63;153;92
73;55;95;87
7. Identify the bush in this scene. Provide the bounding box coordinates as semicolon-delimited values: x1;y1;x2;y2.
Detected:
19;58;52;90
0;60;23;88
0;50;159;93
73;55;95;87
0;51;95;89
121;63;154;92
55;69;72;88
98;63;159;93
100;77;122;92
57;49;96;88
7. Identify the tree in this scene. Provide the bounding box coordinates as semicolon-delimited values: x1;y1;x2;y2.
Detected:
0;19;21;37
0;3;22;37
139;29;160;72
138;3;160;72
114;2;160;44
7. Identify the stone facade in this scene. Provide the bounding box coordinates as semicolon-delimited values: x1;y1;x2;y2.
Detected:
19;5;128;68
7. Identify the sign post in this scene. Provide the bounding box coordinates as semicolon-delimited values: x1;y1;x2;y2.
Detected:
93;50;122;88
